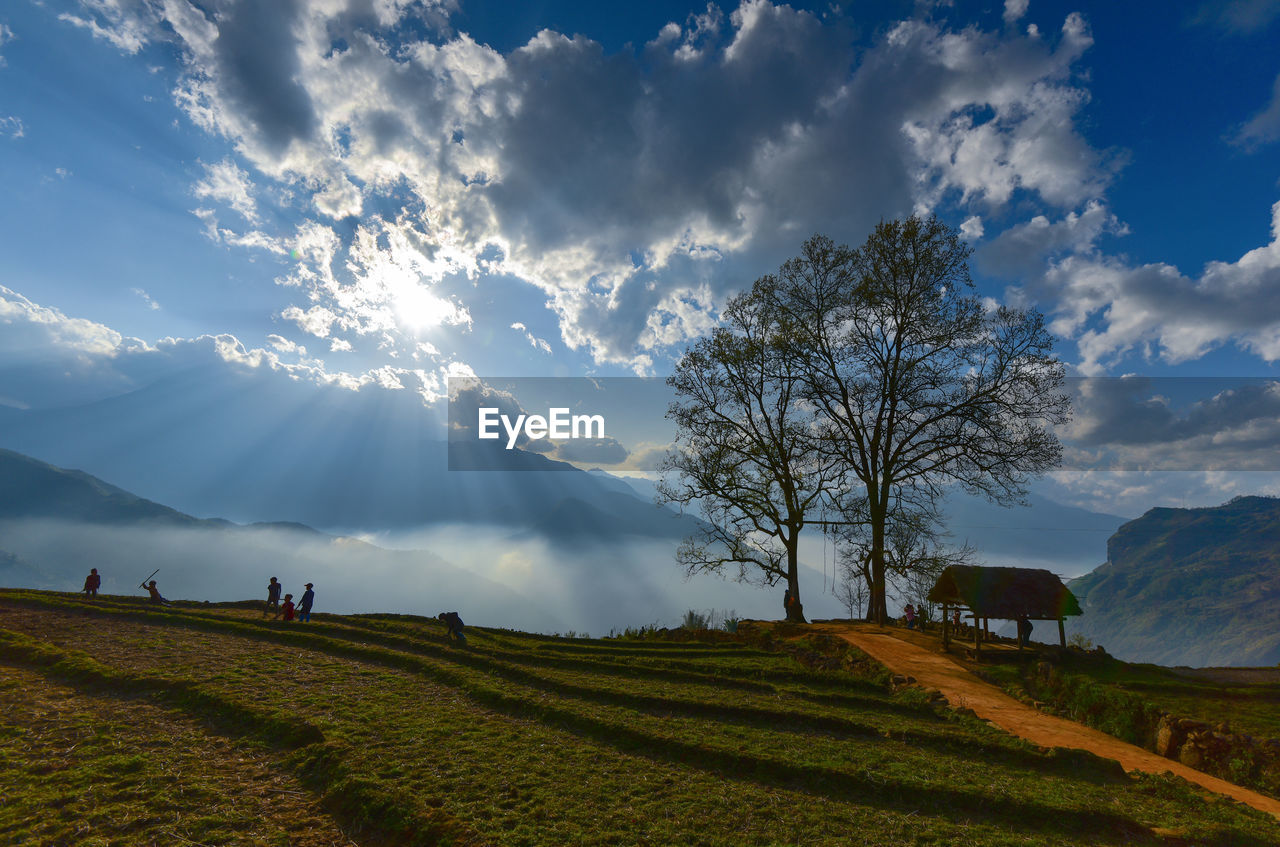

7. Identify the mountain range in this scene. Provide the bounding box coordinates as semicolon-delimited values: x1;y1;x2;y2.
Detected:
0;446;567;628
0;447;811;633
1067;496;1280;667
0;366;700;539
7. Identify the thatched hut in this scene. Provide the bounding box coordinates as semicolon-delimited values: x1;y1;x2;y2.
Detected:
928;565;1082;652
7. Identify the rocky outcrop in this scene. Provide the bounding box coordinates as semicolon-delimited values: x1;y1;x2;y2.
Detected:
1154;714;1280;792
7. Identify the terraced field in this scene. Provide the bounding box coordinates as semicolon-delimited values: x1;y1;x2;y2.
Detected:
0;589;1277;845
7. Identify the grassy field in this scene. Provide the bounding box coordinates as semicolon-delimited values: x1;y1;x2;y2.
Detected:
1;589;1278;846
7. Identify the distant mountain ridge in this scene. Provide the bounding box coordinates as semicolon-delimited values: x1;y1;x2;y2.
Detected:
0;447;211;527
0;448;563;629
0;371;700;540
1068;496;1280;667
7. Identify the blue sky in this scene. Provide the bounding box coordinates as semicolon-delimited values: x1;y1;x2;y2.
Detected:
4;0;1280;515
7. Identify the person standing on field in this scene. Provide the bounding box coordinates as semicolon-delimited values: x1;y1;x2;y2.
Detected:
83;568;101;597
297;583;315;622
264;576;282;618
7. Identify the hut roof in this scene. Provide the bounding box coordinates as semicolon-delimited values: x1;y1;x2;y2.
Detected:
927;565;1082;620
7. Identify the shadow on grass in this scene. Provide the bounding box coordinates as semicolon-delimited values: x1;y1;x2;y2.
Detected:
12;592;1280;842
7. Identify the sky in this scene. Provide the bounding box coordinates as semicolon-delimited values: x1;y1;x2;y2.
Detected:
4;0;1280;517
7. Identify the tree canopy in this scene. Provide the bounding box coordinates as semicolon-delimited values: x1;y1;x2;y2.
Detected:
663;217;1069;623
659;278;841;622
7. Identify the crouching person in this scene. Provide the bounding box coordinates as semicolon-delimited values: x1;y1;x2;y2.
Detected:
438;611;466;645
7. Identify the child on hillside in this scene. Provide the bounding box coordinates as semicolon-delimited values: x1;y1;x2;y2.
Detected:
277;594;295;622
143;580;170;606
297;583;315;623
438;611;466;644
83;568;101;597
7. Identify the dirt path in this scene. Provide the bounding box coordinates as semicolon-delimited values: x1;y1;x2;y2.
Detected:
821;625;1280;823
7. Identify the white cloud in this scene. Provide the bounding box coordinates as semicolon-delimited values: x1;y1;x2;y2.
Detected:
131;287;161;311
1043;470;1280;519
281;304;340;338
0;284;133;357
1233;72;1280;147
58;1;153;54
193;158;260;224
0;284;459;409
1003;0;1030;25
266;333;305;355
0;116;25;139
0;22;14;67
63;1;1114;370
1010;201;1280;374
1189;0;1280;34
510;322;552;354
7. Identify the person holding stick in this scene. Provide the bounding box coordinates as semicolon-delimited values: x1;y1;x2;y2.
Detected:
142;579;170;606
138;569;169;606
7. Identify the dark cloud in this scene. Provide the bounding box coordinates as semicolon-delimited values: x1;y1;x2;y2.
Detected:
212;0;316;152
1062;377;1280;470
553;436;629;465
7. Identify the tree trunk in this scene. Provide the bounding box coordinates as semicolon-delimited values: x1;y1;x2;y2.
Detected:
870;503;888;625
785;532;806;623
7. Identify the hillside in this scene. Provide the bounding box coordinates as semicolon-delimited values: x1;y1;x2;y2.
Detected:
1;589;1277;845
1068;496;1280;667
0;373;701;538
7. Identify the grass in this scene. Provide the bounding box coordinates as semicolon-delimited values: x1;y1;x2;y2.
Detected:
1;588;1278;845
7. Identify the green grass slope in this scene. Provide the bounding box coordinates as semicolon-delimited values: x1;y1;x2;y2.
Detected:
0;589;1277;845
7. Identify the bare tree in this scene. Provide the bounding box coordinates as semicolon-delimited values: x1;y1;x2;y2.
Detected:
773;219;1070;623
834;556;869;620
886;518;977;624
660;277;841;622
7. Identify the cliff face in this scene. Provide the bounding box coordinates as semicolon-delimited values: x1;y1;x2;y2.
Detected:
1068;496;1280;667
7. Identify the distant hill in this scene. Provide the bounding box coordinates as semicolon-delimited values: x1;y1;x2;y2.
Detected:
0;370;699;539
0;447;212;527
1067;496;1280;667
0;448;563;630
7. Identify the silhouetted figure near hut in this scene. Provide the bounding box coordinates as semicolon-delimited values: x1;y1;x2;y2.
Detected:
297;583;315;622
143;580;169;606
438;611;466;644
264;576;282;617
1017;615;1033;649
82;568;100;597
904;603;917;629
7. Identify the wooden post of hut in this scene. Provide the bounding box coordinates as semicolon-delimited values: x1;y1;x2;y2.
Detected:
1058;617;1066;648
941;602;949;648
